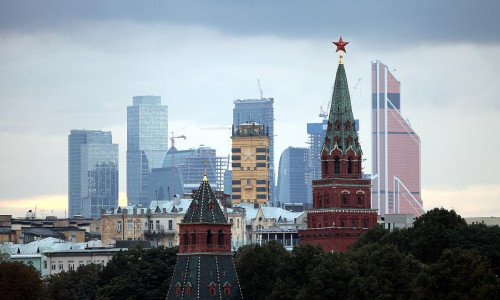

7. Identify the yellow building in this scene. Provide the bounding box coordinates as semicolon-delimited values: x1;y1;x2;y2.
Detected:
231;122;270;205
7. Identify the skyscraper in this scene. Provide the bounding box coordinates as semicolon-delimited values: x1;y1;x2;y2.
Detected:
277;147;309;209
127;96;168;207
233;98;275;205
68;130;118;218
230;122;270;205
371;61;424;217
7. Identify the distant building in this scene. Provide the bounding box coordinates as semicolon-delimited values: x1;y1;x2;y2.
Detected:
233;98;276;206
230;122;270;206
371;61;424;217
299;43;378;252
127;95;168;207
162;145;229;195
277;147;309;210
68;130;118;218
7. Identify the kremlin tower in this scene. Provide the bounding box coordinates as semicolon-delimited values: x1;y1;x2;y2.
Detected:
167;170;242;299
298;37;378;252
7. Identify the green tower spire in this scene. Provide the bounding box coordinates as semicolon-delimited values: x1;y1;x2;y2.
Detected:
323;59;361;155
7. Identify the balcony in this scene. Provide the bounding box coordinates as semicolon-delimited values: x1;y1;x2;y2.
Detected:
144;229;176;237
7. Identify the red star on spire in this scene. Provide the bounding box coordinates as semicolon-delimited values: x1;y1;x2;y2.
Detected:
333;36;349;53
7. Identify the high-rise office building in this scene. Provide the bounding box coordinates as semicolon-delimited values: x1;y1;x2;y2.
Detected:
230;122;270;205
371;60;424;217
233;98;275;205
68;130;118;218
162;145;229;195
277;147;309;209
127;96;168;207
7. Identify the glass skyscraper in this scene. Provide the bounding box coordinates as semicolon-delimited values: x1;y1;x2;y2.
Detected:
127;96;168;207
68;130;118;218
371;60;424;217
233;98;275;205
277;147;309;209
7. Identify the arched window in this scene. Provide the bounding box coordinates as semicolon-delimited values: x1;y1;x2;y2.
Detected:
357;197;362;205
335;121;341;131
334;157;340;174
345;122;350;130
185;282;192;295
318;195;322;208
218;230;224;246
208;283;217;296
207;230;213;245
342;196;347;205
322;158;328;175
348;158;352;174
223;283;231;295
183;231;188;246
363;219;368;228
175;283;182;295
191;231;196;246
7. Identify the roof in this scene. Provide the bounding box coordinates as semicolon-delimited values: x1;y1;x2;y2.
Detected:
1;237;97;256
167;254;242;299
183;175;227;224
234;203;304;226
323;63;361;155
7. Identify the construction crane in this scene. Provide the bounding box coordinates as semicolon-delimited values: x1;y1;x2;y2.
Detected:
319;100;331;119
170;132;186;199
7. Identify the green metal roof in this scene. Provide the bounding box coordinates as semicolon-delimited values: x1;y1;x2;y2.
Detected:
182;176;227;224
323;63;361;155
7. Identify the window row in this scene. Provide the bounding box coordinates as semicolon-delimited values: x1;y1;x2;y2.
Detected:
182;229;228;246
175;282;232;296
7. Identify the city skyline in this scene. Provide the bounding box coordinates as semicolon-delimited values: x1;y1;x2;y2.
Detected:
1;1;499;218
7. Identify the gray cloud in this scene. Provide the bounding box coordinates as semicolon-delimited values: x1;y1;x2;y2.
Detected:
1;1;499;47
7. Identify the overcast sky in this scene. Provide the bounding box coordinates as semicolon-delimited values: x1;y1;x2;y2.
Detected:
1;1;499;218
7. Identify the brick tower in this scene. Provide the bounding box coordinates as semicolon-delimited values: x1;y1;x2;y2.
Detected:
298;38;378;252
167;172;242;299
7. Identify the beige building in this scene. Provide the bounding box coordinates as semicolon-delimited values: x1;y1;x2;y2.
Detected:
231;122;270;205
101;198;247;249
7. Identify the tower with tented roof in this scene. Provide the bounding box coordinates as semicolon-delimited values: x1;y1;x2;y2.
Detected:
298;37;378;252
166;170;242;299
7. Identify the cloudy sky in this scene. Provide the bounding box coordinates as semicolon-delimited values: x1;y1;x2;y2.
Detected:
1;1;499;218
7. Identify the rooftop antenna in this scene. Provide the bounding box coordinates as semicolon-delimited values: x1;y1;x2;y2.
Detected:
258;79;264;100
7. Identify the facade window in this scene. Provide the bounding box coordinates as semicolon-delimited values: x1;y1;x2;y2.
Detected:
117;221;122;232
352;220;357;227
340;220;345;227
191;231;196;246
357;197;362;205
68;261;75;270
156;220;160;230
232;187;241;192
79;261;84;267
51;261;56;270
247;179;251;185
183;231;189;246
231;147;241;153
207;230;213;245
348;158;352;174
149;221;153;230
224;283;231;295
231;162;241;168
363;220;368;228
136;221;141;231
237;219;240;228
168;238;173;247
232;195;241;199
232;155;241;160
127;220;133;231
335;121;341;131
209;283;217;296
256;180;267;184
175;283;182;295
43;260;47;269
168;220;173;230
186;283;192;295
334;157;340;174
257;194;267;199
218;230;224;246
87;260;92;265
256;187;266;192
342;196;347;205
256;147;266;153
256;155;267;160
256;162;266;167
232;180;241;185
58;261;64;270
230;218;233;224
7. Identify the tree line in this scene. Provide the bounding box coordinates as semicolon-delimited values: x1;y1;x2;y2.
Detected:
1;208;499;299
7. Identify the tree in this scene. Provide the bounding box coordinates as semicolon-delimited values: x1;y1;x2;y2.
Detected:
415;248;500;299
0;261;46;299
46;264;101;300
408;208;466;263
97;246;178;300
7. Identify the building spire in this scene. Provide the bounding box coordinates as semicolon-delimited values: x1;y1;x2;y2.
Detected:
323;37;361;155
203;160;208;182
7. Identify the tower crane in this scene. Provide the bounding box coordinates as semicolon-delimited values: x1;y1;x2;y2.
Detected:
258;79;264;100
170;132;186;199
